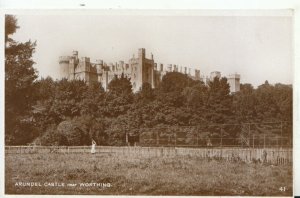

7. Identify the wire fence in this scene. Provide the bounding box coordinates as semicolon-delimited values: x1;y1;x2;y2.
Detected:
125;121;292;148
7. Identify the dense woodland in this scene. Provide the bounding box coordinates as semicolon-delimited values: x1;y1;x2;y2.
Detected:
5;15;293;146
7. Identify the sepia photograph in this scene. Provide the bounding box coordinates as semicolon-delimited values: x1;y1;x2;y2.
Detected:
4;10;293;196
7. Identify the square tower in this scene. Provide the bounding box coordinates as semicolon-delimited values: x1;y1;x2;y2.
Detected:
227;73;241;93
129;48;155;92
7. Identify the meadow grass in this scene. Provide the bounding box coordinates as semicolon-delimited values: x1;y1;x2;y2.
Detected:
5;152;292;196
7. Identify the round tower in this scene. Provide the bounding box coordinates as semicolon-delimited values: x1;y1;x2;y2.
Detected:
59;56;71;79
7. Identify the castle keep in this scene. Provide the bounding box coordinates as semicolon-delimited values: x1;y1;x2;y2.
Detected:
59;48;240;93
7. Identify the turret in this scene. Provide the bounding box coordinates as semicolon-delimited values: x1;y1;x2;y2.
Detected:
108;62;114;71
96;59;104;74
227;73;241;93
160;63;163;71
119;61;124;70
59;56;71;79
81;57;91;72
173;65;178;72
96;59;103;65
72;50;78;59
154;63;157;70
195;69;201;80
210;71;221;81
167;64;172;72
138;48;145;59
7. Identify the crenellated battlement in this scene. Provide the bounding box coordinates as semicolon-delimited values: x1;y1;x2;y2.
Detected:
227;73;241;79
59;56;71;64
59;48;240;93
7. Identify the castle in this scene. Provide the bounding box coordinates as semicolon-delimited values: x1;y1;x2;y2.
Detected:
59;48;240;93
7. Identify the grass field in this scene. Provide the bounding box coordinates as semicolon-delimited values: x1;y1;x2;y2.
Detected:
5;152;292;196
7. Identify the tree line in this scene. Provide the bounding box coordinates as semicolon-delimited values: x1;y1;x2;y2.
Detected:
5;15;293;146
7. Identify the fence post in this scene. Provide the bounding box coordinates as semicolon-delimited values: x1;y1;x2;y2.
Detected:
175;132;177;147
252;134;254;148
248;124;251;147
220;128;223;148
125;131;128;146
280;122;283;149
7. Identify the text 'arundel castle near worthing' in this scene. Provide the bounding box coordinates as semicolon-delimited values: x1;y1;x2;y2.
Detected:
59;48;240;93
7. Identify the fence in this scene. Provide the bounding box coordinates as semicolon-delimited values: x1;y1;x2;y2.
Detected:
129;121;293;148
5;146;292;165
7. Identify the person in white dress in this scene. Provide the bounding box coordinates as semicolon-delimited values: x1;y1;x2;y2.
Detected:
91;139;96;154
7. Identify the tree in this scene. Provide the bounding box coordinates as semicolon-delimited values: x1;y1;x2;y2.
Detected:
104;74;133;117
5;15;19;44
273;83;292;121
157;72;192;107
233;83;257;122
136;82;154;102
49;79;87;121
5;15;38;145
254;82;280;121
182;81;207;109
32;77;56;137
107;73;132;95
159;72;190;93
34;76;55;101
206;77;233;123
80;81;105;116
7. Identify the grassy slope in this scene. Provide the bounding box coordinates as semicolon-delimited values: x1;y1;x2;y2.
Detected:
5;153;292;196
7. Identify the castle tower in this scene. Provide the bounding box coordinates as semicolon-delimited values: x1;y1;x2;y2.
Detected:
138;48;146;59
119;61;124;71
59;56;71;79
195;69;200;80
102;62;109;91
160;63;163;71
154;63;157;70
72;50;78;60
129;48;155;92
167;64;172;72
173;65;178;72
81;57;91;72
227;73;241;93
96;59;103;70
210;71;221;81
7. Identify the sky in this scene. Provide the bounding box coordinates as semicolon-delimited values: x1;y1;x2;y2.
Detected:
11;13;293;87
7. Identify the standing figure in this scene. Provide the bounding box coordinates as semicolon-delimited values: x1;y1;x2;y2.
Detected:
206;138;212;147
91;139;96;154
